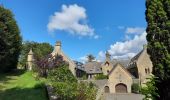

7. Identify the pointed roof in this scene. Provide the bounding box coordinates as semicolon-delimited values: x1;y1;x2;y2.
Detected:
130;45;147;63
28;49;34;55
108;63;134;78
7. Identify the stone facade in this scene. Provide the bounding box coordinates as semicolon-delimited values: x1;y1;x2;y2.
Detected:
75;45;153;95
106;63;133;93
128;46;153;86
102;51;114;75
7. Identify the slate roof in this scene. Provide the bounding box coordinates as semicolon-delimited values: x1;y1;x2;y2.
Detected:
130;50;143;63
127;48;145;68
105;59;130;68
82;61;102;74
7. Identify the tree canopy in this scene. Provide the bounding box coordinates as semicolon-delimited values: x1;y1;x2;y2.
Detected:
0;6;22;72
18;41;53;68
146;0;170;99
87;54;95;62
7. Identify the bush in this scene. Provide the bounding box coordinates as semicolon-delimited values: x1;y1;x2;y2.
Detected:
47;65;77;99
95;74;108;80
47;64;97;100
131;83;140;93
76;82;97;100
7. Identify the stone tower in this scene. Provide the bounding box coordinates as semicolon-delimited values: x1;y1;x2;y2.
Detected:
27;49;34;70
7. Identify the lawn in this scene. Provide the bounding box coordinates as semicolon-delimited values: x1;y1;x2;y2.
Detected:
0;70;48;100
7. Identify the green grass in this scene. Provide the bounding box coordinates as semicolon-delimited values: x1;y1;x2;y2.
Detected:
0;70;48;100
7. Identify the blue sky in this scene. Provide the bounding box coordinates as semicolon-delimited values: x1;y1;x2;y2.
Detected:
1;0;147;62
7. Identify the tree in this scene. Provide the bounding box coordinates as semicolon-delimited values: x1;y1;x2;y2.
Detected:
18;41;53;68
146;0;170;99
48;64;78;100
0;6;22;72
48;64;97;100
87;54;95;62
35;54;66;77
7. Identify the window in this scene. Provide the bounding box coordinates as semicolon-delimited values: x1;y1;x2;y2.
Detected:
148;68;150;74
145;68;147;74
107;70;109;74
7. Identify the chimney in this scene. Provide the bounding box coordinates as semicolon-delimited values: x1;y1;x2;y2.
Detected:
55;41;61;52
106;50;111;61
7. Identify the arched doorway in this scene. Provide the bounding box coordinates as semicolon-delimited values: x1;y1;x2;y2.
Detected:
104;86;110;93
115;83;127;93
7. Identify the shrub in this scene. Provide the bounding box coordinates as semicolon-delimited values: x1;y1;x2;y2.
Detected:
47;64;97;99
76;82;97;100
131;83;140;93
95;74;108;80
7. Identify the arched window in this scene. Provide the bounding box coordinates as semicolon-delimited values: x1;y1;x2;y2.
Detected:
145;68;147;74
104;86;110;93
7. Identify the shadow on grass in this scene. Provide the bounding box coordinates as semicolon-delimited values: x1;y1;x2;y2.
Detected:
0;83;48;100
0;69;26;89
0;69;26;80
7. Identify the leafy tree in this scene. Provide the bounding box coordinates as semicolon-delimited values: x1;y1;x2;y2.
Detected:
146;0;170;99
0;6;22;72
48;64;78;100
47;56;97;100
140;76;158;100
35;54;66;77
87;54;95;62
18;41;53;68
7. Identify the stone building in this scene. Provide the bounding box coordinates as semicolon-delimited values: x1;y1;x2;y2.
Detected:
75;45;153;94
27;49;34;70
82;61;103;79
106;63;133;93
51;41;76;76
127;45;153;86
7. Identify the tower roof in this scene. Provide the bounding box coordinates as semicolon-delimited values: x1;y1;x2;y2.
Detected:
56;41;61;46
28;49;34;55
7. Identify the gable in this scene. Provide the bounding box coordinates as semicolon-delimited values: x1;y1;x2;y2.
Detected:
109;63;133;79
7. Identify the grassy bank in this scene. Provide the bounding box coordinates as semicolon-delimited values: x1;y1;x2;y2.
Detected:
0;70;48;100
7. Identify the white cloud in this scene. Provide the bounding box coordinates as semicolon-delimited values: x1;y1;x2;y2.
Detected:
47;4;96;38
98;31;147;60
125;27;145;34
79;56;88;63
109;31;147;58
97;51;106;61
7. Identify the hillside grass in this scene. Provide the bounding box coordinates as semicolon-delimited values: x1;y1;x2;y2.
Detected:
0;70;48;100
